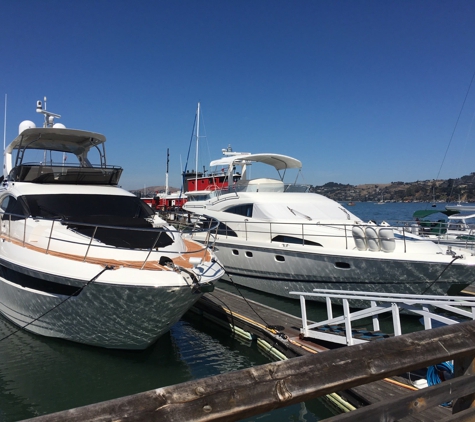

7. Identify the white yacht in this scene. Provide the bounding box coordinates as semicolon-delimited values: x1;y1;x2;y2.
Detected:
184;146;475;301
0;100;224;349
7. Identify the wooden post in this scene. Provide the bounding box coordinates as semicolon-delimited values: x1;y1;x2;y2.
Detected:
453;356;475;413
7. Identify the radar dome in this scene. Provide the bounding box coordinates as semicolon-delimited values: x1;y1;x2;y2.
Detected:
19;120;36;134
53;123;66;129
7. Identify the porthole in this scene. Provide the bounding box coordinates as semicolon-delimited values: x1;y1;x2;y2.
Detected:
275;255;285;262
245;251;253;258
335;262;351;269
232;249;239;256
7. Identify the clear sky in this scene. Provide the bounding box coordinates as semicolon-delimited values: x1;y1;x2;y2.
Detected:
2;0;475;191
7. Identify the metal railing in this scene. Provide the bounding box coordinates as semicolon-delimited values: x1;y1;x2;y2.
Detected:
291;289;475;346
0;211;220;270
187;217;471;254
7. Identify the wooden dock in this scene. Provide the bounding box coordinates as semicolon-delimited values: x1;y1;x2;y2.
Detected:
23;286;475;421
192;288;452;420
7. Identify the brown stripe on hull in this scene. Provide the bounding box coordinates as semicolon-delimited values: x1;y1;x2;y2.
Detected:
0;235;211;271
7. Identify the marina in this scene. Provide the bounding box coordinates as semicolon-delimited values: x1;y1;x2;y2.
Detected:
2;104;475;421
4;1;475;420
0;165;474;420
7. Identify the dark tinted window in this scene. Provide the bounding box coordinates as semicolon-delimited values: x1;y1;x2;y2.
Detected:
22;194;155;221
272;235;322;247
0;196;28;220
224;204;253;217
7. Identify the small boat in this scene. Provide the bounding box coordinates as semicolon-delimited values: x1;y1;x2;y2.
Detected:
183;145;475;303
347;202;355;206
0;100;224;349
413;209;475;249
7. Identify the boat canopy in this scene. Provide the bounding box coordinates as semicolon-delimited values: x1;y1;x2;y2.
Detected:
5;127;106;156
4;127;108;178
210;153;302;171
413;209;460;219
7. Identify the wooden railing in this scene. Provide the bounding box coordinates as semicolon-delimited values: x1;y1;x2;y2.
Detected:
22;320;475;421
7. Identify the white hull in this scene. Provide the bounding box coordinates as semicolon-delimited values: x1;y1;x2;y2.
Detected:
214;240;472;301
0;234;220;349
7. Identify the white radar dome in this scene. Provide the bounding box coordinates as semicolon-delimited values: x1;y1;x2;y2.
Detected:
19;120;36;134
53;123;66;129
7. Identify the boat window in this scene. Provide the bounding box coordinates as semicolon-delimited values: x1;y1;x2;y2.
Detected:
199;216;238;237
187;194;211;201
224;204;253;217
335;262;351;269
271;235;322;247
0;196;28;221
22;194;155;221
18;194;173;249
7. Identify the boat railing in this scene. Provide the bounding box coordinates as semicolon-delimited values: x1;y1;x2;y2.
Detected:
290;289;475;346
188;218;461;254
0;211;221;269
9;163;123;185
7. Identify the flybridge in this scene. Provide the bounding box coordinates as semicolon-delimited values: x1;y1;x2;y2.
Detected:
3;100;122;185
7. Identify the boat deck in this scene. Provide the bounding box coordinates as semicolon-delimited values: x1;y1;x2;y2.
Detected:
192;287;452;420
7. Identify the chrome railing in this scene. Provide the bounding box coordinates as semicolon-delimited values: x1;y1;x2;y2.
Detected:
186;216;475;253
0;211;221;269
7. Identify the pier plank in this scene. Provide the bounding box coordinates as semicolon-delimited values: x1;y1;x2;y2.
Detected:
22;320;475;422
195;288;458;420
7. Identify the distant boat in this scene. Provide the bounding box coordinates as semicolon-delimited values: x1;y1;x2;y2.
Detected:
347;202;355;206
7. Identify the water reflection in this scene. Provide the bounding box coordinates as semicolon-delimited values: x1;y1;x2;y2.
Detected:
0;310;336;421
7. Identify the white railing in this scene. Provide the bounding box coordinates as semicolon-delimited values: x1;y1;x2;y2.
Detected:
290;289;475;346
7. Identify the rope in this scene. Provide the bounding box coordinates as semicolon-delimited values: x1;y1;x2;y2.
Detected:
421;255;461;295
427;361;454;407
213;260;273;329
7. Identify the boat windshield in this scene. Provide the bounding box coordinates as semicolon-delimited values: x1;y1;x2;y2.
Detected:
22;194;155;222
20;194;172;249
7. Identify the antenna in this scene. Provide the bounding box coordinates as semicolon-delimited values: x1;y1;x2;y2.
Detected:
3;94;6;151
36;97;61;127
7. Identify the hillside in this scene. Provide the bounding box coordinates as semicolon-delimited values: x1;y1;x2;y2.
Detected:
130;173;475;203
312;172;475;203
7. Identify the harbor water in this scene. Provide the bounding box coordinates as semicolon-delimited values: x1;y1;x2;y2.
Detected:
0;201;463;421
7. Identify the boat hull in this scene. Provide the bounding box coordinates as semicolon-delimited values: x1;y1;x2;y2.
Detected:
213;241;474;301
0;258;207;350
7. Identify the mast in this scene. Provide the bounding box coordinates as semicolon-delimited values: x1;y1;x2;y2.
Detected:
165;148;169;195
195;102;200;190
3;94;6;152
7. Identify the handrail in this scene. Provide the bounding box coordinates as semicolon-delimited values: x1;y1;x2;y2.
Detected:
0;211;221;269
187;217;466;253
291;289;475;346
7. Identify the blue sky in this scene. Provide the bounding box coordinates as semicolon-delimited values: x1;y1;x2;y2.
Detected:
2;0;475;191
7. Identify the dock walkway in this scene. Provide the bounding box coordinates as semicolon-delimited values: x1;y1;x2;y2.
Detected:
194;287;451;420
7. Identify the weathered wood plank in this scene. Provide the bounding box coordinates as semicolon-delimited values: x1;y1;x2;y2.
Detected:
322;375;475;421
440;406;475;422
22;321;475;422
